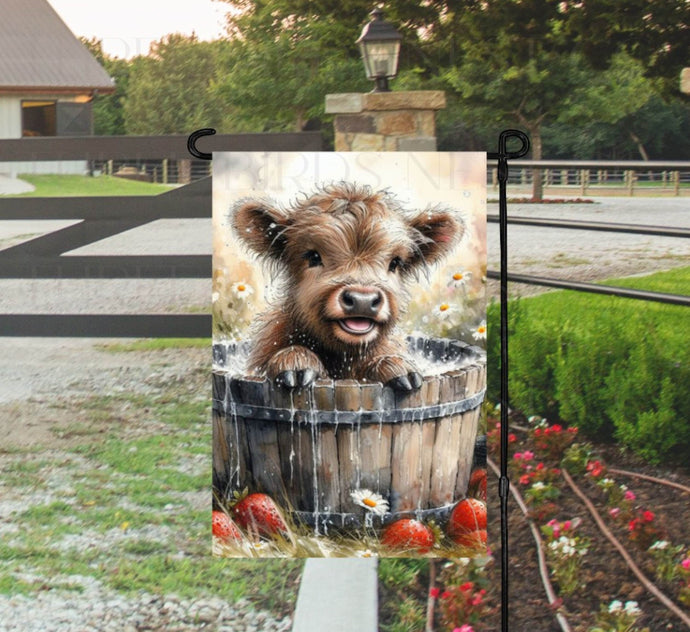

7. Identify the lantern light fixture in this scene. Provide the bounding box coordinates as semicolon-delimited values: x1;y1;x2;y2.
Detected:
356;7;402;93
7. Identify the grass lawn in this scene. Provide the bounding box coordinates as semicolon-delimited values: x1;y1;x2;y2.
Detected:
13;174;175;197
0;354;301;617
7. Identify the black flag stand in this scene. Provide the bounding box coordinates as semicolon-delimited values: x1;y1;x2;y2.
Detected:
488;129;531;630
191;128;531;631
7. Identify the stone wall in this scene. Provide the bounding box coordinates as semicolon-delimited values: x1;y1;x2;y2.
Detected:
325;90;445;152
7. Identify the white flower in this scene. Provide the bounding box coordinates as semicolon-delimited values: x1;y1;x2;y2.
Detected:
532;481;546;491
350;489;389;515
434;302;457;322
449;270;472;288
472;320;487;340
355;548;378;558
624;601;641;616
231;281;254;299
608;600;623;614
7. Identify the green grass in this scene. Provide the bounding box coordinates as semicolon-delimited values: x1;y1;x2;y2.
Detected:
96;338;210;353
487;265;690;462
0;364;301;617
13;174;175;197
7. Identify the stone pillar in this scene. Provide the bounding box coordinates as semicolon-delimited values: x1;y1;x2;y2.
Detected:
325;90;445;152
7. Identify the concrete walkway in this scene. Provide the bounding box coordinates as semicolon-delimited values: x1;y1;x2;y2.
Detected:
291;558;378;632
0;174;34;195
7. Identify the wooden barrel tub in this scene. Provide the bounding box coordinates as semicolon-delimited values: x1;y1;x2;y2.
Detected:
212;336;486;530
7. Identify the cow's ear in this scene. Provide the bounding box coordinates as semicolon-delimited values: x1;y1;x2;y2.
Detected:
408;207;464;267
231;199;291;260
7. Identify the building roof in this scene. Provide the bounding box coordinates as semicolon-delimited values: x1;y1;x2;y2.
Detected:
0;0;115;93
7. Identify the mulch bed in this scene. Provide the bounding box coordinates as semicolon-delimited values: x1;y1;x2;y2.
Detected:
478;412;690;632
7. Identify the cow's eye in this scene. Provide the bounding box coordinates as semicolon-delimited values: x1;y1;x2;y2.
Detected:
304;250;323;267
389;256;403;273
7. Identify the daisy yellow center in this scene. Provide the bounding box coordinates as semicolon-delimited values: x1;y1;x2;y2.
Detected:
237;284;246;292
439;303;450;312
363;498;378;508
478;325;486;333
453;273;464;280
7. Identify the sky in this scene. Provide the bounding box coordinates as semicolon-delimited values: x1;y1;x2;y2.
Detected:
46;0;230;59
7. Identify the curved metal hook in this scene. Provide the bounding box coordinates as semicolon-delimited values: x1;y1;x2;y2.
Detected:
187;128;216;160
487;128;530;161
489;129;530;183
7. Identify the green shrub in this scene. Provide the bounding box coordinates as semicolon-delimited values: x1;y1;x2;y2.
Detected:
486;267;690;463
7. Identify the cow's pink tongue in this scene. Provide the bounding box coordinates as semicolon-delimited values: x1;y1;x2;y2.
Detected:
343;318;372;332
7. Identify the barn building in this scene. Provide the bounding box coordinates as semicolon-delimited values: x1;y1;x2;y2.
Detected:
0;0;114;175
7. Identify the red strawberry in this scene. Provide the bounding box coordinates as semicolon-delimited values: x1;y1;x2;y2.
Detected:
447;498;487;538
232;493;289;539
452;528;487;550
212;510;242;541
381;518;435;554
468;468;487;501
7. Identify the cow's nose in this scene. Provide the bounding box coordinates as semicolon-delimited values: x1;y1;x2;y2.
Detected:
340;289;382;317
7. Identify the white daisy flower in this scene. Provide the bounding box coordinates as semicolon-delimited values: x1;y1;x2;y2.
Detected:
231;281;254;299
355;548;378;558
449;270;472;288
350;489;389;515
472;320;487;340
434;303;457;321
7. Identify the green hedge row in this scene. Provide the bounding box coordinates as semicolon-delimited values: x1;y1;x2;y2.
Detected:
484;267;690;463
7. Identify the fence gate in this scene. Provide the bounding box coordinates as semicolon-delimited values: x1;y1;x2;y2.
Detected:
0;132;322;337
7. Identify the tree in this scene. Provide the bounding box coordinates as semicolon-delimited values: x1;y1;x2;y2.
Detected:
80;37;130;135
562;0;690;94
122;34;228;135
212;0;467;132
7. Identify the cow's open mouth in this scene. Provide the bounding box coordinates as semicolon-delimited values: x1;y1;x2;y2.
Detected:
338;318;376;335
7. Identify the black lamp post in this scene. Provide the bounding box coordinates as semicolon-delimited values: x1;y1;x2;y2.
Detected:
356;7;402;93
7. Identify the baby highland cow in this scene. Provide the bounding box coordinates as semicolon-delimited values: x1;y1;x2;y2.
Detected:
231;182;463;391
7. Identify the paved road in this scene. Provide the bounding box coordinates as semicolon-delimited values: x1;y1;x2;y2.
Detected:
486;197;689;294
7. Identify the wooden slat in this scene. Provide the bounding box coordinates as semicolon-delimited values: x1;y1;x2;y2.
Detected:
312;379;339;515
240;377;284;497
455;365;482;499
419;376;440;509
335;380;364;515
390;385;424;513
291;387;317;513
358;383;391;499
429;373;464;507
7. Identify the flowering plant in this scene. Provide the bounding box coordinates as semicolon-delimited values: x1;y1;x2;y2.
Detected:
523;480;560;521
588;599;649;632
530;421;579;462
627;509;665;550
647;540;684;583
542;525;590;595
585;459;607;479
540;517;582;541
434;580;489;629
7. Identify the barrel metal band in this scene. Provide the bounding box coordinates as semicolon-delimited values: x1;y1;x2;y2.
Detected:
213;388;486;425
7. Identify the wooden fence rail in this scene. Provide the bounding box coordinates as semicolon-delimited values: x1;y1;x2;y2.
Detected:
0;133;322;337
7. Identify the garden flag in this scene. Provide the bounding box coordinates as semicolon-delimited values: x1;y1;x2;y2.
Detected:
211;152;488;558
